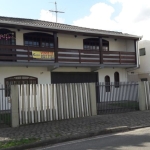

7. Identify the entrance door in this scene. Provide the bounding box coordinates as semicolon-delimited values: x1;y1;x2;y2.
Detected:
51;72;98;84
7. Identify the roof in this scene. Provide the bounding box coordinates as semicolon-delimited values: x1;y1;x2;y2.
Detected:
0;16;142;39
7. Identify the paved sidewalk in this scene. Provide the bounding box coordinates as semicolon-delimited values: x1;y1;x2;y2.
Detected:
1;111;150;149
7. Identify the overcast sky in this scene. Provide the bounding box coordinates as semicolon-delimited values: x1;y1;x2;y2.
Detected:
0;0;149;39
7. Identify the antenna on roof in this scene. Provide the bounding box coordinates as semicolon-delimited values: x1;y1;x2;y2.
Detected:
49;1;64;23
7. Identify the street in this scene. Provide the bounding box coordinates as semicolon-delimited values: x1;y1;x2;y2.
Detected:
35;127;150;150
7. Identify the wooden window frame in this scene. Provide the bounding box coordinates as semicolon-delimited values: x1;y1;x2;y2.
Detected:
83;38;109;51
114;72;120;88
105;75;110;92
5;76;38;97
24;32;54;48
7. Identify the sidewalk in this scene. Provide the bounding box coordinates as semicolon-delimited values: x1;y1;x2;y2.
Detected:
1;111;150;149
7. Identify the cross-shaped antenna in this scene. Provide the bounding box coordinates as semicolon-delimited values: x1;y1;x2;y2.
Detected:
49;2;65;23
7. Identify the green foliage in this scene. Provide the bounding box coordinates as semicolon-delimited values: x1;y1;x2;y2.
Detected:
0;138;39;149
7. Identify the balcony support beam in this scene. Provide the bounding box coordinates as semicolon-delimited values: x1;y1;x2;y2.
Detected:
53;32;58;63
99;37;103;64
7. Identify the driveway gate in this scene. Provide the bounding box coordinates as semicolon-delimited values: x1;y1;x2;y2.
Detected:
0;85;11;128
96;82;139;114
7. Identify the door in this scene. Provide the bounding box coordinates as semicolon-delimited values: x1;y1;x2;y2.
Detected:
51;72;98;84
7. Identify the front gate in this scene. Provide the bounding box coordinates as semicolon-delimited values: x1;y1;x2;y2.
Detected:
0;85;11;128
96;82;139;114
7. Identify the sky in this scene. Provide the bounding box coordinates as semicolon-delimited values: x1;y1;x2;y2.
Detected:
0;0;150;40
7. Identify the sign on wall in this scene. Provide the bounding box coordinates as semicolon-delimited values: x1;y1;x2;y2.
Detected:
32;51;54;60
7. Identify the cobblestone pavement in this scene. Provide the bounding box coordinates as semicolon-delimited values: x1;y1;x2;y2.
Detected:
0;111;150;142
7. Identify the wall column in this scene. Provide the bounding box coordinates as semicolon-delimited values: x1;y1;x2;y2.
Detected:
89;83;97;115
138;82;147;111
11;85;19;127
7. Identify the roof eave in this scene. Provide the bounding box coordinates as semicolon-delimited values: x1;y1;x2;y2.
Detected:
0;21;142;40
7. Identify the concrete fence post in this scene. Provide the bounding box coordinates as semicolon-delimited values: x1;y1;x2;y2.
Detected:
11;85;19;127
89;83;97;116
138;82;147;111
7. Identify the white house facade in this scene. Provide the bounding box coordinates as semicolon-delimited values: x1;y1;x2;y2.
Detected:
0;16;141;87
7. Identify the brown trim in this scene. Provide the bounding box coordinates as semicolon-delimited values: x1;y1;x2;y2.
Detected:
53;32;58;62
134;39;137;64
99;37;103;64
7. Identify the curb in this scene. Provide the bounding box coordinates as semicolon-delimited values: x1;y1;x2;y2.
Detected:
2;125;149;150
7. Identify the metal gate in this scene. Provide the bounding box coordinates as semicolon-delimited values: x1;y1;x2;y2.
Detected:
0;85;11;128
96;82;139;114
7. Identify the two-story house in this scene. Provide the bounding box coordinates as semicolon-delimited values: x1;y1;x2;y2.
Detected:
0;16;141;87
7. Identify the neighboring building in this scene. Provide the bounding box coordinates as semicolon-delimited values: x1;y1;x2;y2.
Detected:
128;40;150;82
0;16;141;87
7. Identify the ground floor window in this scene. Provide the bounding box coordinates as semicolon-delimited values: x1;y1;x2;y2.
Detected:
5;76;38;96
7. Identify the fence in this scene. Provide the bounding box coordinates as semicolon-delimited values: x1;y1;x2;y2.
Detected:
142;81;150;110
0;85;11;128
18;83;92;125
96;82;139;114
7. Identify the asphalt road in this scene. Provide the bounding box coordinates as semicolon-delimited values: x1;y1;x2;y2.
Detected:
36;127;150;150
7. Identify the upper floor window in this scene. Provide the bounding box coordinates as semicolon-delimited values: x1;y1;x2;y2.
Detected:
105;75;110;92
83;38;109;51
24;32;54;48
0;28;16;45
139;48;146;56
114;72;119;88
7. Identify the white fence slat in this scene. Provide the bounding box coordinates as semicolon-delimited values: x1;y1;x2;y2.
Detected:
75;84;79;118
37;84;41;122
24;85;28;124
47;84;50;121
84;83;89;116
30;84;34;123
70;84;75;118
19;85;22;125
80;84;84;117
54;84;58;120
60;84;64;120
65;84;69;119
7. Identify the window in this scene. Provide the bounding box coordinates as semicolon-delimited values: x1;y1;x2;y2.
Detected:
105;75;110;92
0;29;16;45
24;32;54;48
141;78;148;81
0;29;16;61
114;72;119;88
5;76;38;96
83;38;109;51
140;48;146;56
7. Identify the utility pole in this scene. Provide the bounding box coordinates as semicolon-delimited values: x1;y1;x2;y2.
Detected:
49;2;64;23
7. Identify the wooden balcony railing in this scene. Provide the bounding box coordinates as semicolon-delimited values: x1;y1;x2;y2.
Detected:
0;45;54;62
102;51;136;64
57;48;100;64
0;45;136;65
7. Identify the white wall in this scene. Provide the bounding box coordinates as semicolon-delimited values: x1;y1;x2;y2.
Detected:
97;68;127;82
53;67;127;82
0;27;135;52
0;67;51;85
134;40;150;74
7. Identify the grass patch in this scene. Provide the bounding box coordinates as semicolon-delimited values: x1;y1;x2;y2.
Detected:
0;138;39;149
110;101;139;110
55;133;62;137
0;113;11;125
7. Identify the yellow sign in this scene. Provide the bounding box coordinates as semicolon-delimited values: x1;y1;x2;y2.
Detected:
32;51;54;60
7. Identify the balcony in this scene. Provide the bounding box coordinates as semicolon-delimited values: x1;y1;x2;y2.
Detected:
0;45;136;67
